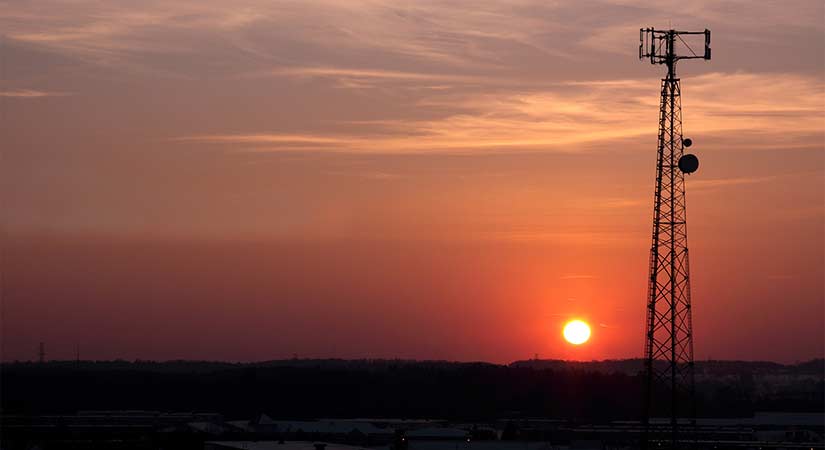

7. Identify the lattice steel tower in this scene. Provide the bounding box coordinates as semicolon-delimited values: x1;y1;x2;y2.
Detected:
639;28;710;449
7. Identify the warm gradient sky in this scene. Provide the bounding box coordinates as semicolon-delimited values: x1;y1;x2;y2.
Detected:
1;0;823;363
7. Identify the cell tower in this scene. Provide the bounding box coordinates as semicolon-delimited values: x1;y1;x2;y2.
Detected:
638;28;710;449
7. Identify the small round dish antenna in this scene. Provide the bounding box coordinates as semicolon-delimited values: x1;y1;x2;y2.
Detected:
683;138;693;147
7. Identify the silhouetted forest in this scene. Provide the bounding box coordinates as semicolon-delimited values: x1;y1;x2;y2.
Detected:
3;359;822;420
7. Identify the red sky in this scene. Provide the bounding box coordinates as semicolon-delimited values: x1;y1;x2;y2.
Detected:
1;0;823;363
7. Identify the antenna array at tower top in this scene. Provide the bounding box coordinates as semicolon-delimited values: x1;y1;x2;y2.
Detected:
640;28;711;65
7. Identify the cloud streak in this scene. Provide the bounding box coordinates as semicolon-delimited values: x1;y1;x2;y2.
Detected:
0;89;71;98
690;175;778;191
8;0;820;78
178;71;823;154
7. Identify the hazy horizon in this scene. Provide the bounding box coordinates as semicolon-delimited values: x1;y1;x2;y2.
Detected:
6;355;824;365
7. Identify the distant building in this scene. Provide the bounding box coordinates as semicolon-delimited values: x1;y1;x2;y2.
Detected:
405;427;468;440
205;442;368;450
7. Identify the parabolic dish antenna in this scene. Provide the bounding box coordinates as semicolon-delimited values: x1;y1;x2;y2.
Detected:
678;154;699;174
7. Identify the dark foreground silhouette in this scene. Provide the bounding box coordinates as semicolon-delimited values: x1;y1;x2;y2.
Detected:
3;358;823;419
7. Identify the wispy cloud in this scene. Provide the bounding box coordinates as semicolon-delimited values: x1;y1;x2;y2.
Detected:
561;274;598;280
3;0;821;82
469;229;644;244
243;66;499;89
766;274;798;280
322;170;407;181
691;175;777;191
0;0;573;75
601;198;646;209
0;89;71;98
175;134;343;145
177;71;823;155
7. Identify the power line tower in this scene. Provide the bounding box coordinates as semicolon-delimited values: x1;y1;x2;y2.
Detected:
638;28;710;449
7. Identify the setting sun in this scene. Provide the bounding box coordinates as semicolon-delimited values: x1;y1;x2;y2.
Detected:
563;320;591;345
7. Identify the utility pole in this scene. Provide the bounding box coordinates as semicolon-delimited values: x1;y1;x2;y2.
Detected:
639;27;710;450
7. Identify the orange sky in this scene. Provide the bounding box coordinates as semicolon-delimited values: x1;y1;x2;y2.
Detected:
1;0;823;363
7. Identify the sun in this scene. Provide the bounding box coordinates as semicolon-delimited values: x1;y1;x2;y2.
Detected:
563;320;591;345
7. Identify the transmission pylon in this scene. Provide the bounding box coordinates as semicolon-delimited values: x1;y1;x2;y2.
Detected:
638;27;710;450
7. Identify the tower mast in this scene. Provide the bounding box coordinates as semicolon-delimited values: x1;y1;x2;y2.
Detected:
639;27;710;450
